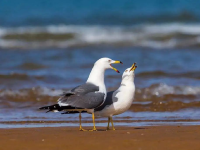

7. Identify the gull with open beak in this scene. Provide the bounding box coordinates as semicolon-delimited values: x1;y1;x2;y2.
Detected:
39;57;122;131
94;63;137;130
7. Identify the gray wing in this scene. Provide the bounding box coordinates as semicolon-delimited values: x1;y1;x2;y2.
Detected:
62;92;105;109
95;91;118;111
58;83;105;109
71;83;99;95
59;90;75;97
59;83;99;96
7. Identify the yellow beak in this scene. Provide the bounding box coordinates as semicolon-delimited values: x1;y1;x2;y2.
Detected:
113;61;123;64
130;62;137;72
111;60;123;73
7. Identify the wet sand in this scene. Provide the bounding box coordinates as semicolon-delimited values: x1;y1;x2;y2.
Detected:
1;126;200;150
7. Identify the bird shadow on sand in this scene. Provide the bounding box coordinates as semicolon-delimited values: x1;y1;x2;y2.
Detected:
134;127;147;130
95;129;112;131
92;127;148;131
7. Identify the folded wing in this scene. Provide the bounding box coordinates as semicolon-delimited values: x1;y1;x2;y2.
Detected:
58;83;105;109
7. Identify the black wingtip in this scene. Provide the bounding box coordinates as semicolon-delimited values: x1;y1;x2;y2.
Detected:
39;106;48;110
46;110;51;113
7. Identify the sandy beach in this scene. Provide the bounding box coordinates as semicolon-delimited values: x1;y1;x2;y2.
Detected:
1;125;200;150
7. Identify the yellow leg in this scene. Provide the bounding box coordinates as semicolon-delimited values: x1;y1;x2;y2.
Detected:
79;112;87;131
110;116;115;131
89;113;97;131
106;117;110;130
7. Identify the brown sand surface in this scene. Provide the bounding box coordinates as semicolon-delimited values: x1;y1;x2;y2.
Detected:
1;126;200;150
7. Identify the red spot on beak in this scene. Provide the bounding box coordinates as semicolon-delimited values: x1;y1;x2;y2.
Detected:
116;70;120;73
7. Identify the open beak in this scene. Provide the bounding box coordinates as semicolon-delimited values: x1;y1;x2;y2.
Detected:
130;62;137;72
110;60;123;73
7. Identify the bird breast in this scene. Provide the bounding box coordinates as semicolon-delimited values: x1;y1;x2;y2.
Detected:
112;86;135;115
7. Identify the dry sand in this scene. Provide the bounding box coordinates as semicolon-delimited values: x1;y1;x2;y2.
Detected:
1;126;200;150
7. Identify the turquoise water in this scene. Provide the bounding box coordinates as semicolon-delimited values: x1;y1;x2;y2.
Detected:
1;0;200;26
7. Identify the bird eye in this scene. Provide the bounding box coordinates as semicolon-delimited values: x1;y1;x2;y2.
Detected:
125;70;128;72
108;60;111;62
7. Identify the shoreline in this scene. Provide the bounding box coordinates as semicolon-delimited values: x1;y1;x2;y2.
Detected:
1;125;200;150
1;119;200;129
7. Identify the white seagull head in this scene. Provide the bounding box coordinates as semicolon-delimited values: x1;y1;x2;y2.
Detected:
122;63;137;80
94;57;123;73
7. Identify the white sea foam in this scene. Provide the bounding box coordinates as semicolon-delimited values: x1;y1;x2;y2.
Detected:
1;83;200;99
143;83;200;97
1;23;200;49
0;87;64;97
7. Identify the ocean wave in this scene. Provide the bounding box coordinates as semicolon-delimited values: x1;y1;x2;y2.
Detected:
130;101;200;112
136;83;200;98
133;83;200;111
137;71;200;80
1;84;199;100
1;23;200;49
0;87;62;108
1;84;200;111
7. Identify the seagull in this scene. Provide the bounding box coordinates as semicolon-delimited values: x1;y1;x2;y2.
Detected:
39;57;122;131
94;63;137;130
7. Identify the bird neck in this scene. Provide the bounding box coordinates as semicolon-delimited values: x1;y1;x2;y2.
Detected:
121;75;134;86
86;64;105;86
